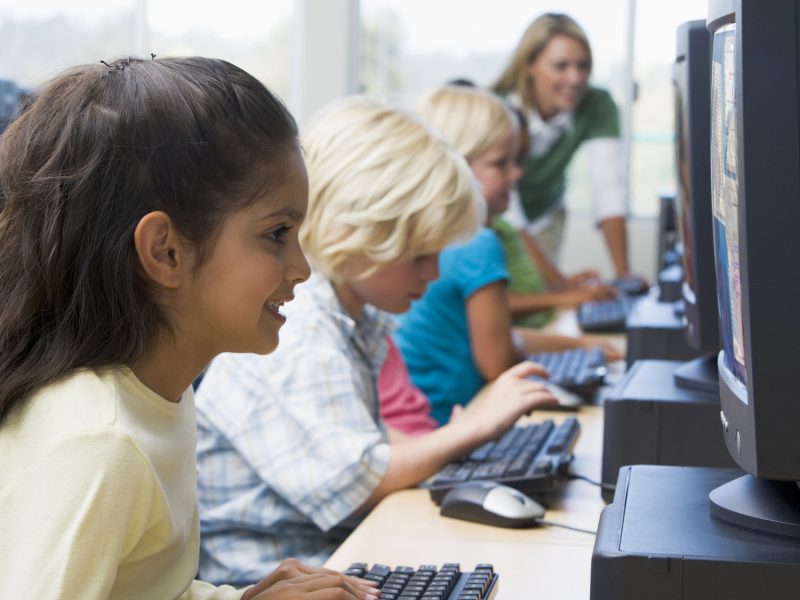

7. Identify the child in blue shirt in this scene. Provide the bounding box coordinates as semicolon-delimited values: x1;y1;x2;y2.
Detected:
396;85;619;424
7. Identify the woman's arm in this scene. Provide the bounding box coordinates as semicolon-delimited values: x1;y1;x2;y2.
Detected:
598;215;630;277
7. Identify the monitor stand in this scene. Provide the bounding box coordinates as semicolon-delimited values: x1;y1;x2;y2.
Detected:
591;466;800;600
709;474;800;538
673;354;719;394
601;359;736;502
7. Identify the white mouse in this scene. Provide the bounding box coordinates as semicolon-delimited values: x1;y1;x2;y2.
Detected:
439;480;545;528
540;381;584;410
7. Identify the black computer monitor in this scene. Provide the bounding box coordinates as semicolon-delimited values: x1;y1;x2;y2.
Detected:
672;20;720;393
707;0;800;537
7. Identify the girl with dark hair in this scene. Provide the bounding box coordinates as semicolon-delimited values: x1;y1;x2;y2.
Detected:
0;57;377;600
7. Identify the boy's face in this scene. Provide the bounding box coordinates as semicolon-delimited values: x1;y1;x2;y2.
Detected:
469;128;522;217
178;149;311;359
336;253;440;316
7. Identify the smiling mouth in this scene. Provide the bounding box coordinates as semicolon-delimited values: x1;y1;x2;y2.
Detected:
265;299;287;320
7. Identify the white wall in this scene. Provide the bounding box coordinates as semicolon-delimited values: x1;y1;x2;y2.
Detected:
560;214;658;281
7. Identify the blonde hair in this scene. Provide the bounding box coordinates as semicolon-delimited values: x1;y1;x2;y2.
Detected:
492;13;593;113
300;96;480;282
416;85;517;163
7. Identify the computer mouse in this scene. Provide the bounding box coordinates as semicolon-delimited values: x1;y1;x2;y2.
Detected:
439;480;545;528
536;380;583;410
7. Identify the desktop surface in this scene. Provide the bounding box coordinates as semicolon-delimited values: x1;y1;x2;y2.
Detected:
326;406;607;599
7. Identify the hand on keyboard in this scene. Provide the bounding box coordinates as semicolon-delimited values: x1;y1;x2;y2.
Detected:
243;558;378;600
343;562;498;600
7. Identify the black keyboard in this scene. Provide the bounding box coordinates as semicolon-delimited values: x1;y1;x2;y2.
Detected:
343;562;498;600
527;347;607;398
577;296;633;333
611;275;649;296
427;418;580;503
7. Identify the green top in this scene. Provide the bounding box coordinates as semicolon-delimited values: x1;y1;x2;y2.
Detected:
490;216;553;328
517;87;620;222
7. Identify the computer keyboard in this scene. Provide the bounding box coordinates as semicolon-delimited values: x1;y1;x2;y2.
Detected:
527;346;607;398
611;275;649;296
343;562;498;600
427;417;580;504
577;296;633;333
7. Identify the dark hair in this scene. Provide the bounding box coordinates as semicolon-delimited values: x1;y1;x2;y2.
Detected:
0;56;299;423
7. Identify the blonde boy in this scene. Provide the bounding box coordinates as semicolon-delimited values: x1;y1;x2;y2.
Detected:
195;97;555;586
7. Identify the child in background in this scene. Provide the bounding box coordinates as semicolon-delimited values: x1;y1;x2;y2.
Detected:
395;84;619;425
0;57;375;600
498;105;618;329
447;79;617;329
194;97;557;585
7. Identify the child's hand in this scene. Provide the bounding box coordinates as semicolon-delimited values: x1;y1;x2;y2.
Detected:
583;340;624;363
468;361;559;441
244;558;379;600
565;269;601;287
579;283;618;302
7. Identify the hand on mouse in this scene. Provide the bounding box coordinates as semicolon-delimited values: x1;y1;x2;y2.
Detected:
463;361;559;443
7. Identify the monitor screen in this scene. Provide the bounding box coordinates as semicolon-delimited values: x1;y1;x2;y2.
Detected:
709;22;747;388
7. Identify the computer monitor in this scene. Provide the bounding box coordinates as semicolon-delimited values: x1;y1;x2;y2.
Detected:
672;20;720;393
0;79;29;135
707;0;800;537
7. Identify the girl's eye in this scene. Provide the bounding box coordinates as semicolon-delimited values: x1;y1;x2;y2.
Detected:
264;225;290;243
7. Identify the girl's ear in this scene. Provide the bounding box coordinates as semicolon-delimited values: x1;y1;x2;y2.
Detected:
133;211;191;289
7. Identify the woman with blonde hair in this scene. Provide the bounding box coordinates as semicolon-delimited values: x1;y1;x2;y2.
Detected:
494;13;640;285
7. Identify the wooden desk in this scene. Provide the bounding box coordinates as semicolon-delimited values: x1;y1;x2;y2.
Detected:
326;406;607;599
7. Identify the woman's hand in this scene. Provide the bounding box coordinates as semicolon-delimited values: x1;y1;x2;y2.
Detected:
244;558;379;600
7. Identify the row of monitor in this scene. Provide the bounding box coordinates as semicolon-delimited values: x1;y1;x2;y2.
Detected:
670;0;800;536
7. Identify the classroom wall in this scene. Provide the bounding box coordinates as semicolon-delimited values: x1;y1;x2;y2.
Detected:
560;213;658;281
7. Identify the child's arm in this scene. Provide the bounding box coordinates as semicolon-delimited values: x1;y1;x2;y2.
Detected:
513;326;624;362
358;361;557;511
508;285;618;315
519;228;567;287
465;280;526;379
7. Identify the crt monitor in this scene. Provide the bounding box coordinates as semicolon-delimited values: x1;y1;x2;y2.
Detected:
672;19;720;393
707;0;800;537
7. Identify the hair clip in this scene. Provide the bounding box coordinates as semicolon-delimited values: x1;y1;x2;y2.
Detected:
99;60;128;72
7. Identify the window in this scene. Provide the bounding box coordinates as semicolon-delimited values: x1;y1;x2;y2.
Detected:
0;0;293;97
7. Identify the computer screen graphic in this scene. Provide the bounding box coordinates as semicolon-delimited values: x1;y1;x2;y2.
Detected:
710;23;747;390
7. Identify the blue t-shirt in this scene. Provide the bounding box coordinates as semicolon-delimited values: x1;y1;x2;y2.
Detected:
394;228;508;425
